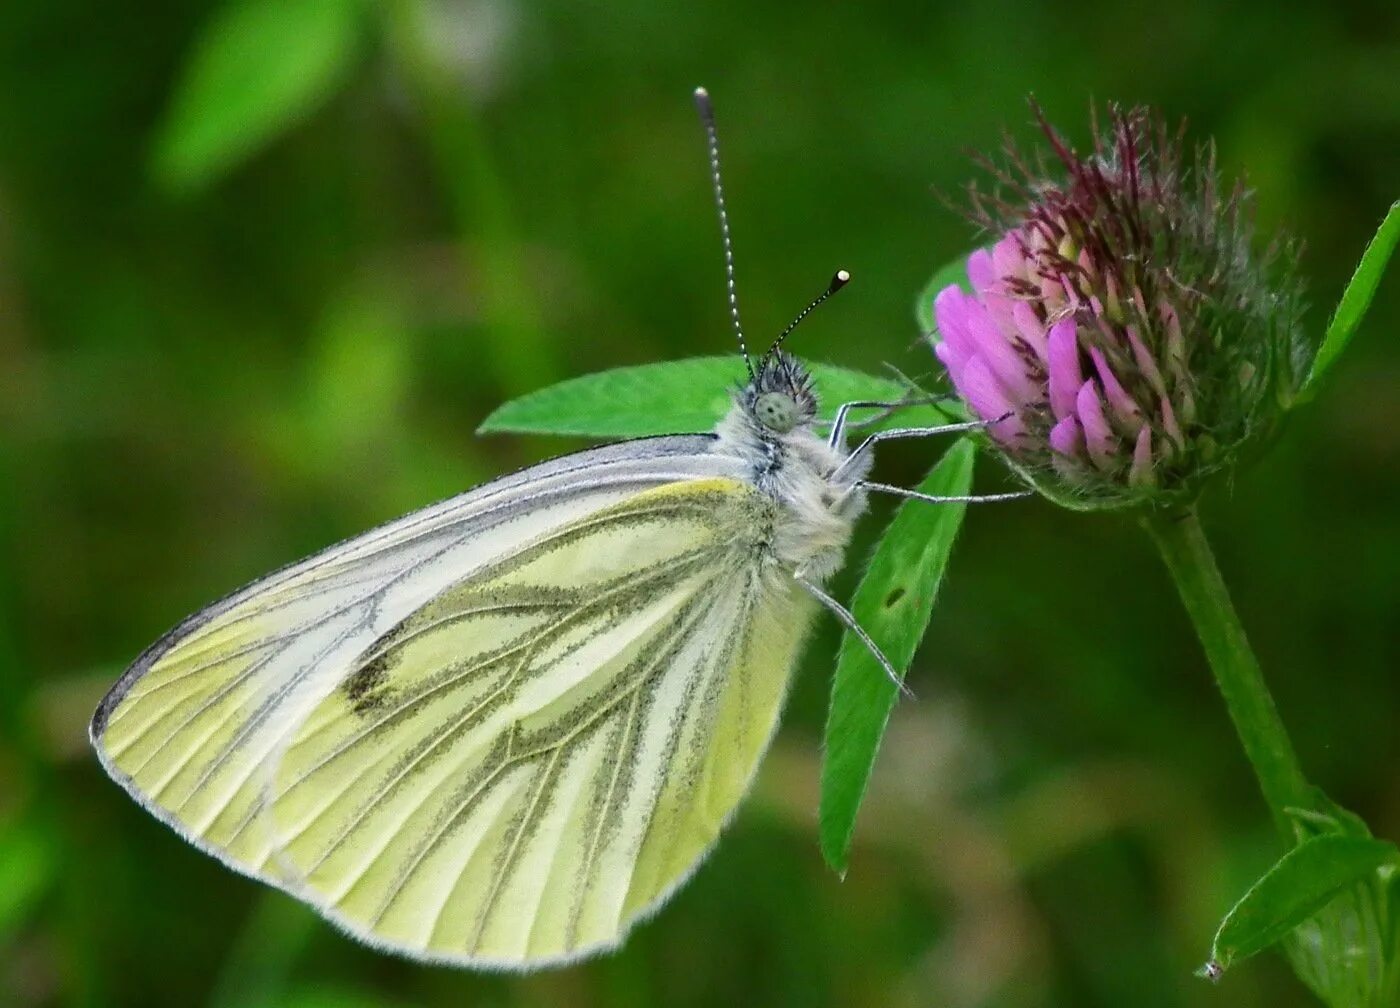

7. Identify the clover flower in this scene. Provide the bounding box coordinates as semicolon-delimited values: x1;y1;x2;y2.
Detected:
930;105;1309;508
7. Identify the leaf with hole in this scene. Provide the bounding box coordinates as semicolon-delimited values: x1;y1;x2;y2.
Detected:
818;438;975;874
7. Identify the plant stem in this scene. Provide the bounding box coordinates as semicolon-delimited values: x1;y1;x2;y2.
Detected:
1144;507;1312;836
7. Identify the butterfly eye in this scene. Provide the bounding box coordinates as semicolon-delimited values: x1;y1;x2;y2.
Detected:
754;391;800;432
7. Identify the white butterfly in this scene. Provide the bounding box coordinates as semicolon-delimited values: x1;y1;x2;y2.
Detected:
90;87;1011;969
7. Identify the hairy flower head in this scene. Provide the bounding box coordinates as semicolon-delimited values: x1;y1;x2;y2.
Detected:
930;105;1309;509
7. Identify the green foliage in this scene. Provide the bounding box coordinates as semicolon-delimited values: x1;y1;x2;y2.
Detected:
1202;835;1399;979
151;0;367;193
818;439;974;874
479;356;947;438
1301;201;1400;400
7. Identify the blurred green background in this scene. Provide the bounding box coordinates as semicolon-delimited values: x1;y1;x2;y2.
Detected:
2;0;1397;1005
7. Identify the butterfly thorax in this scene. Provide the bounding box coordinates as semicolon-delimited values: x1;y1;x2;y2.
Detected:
713;354;869;582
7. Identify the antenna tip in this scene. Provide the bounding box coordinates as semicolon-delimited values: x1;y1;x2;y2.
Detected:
693;86;712;113
831;269;852;290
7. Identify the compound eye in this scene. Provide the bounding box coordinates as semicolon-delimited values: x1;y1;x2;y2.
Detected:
754;391;799;433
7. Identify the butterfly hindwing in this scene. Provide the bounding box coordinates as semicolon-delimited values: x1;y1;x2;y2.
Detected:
267;478;814;966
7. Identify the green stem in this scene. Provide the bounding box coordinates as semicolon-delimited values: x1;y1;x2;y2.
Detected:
1144;507;1312;836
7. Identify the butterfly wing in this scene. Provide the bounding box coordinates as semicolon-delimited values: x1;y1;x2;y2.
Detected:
92;436;736;878
94;436;815;967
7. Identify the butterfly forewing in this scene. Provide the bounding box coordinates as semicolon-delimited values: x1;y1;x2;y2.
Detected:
93;442;816;967
92;436;736;879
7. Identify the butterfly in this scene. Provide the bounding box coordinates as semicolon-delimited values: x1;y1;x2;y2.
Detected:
90;87;1008;969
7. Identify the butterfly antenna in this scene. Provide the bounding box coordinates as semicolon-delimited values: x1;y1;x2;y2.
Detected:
764;269;851;362
694;86;753;379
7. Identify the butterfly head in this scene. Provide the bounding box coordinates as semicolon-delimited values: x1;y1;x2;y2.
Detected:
744;352;817;434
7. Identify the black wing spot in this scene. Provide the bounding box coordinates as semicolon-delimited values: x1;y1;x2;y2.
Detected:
343;613;420;715
344;652;394;715
884;586;906;608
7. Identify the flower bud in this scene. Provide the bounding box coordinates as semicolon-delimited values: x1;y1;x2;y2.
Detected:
929;105;1309;509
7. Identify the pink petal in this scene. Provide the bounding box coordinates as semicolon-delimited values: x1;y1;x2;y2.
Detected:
967;308;1037;403
1012;302;1050;366
966;249;996;293
1159;395;1184;450
982;288;1019;338
1126;325;1167;396
991;234;1028;284
1129;427;1154;486
1046;319;1083;420
933;284;971;333
1049;415;1083;457
933;287;975;360
1027;223;1054;256
934;340;966;390
960;356;1025;445
1076;379;1118;469
1088;345;1144;434
1077;248;1096;281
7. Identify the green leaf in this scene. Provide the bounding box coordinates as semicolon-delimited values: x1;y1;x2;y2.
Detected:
151;0;367;193
477;356;950;439
1201;834;1400;979
818;439;975;874
915;253;974;334
1300;200;1400;399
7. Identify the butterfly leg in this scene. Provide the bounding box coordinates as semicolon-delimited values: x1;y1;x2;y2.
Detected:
824;393;955;448
858;481;1033;506
830;416;1006;483
839;398;951;435
793;573;915;699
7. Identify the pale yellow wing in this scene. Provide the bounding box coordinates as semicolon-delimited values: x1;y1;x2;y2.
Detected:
265;478;814;968
92;436;743;880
